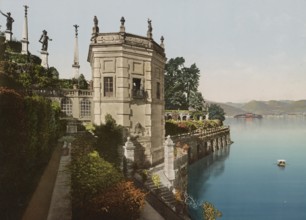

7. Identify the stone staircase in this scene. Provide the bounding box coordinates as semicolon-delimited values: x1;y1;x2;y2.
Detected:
144;171;177;211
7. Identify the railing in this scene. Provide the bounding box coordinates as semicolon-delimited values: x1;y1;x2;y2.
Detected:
132;88;147;99
171;126;230;140
29;89;93;97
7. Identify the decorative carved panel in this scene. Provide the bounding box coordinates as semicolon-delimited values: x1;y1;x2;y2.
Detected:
102;59;116;73
132;61;144;75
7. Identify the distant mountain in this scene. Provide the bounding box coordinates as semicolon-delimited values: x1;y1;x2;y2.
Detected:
213;100;306;116
207;101;247;116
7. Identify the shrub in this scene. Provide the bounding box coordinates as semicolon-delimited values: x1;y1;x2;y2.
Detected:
88;181;146;220
151;173;161;189
94;114;125;166
203;201;222;220
70;134;146;220
6;40;22;53
70;150;123;212
165;120;197;136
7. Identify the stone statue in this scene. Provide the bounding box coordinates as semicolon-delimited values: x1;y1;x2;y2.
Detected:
73;24;79;36
134;122;144;136
147;18;152;38
94;16;98;27
148;19;152;32
91;16;99;42
39;30;52;51
0;10;14;31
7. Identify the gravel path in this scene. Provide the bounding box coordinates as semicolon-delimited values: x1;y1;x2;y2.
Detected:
22;145;62;220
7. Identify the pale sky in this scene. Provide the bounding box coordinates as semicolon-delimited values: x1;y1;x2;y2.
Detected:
1;0;306;102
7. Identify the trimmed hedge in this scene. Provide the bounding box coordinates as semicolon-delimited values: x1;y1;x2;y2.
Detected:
0;88;64;219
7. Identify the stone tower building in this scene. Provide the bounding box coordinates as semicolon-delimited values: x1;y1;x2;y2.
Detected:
87;17;166;166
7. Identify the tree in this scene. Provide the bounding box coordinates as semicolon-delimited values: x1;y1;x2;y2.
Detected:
165;57;201;110
189;91;205;111
208;104;225;122
78;74;89;89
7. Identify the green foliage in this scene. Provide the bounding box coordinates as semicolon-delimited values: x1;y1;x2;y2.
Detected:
189;91;205;111
0;88;64;219
208;104;226;122
203;201;222;220
165;119;223;136
0;60;60;90
165;120;198;136
6;40;22;53
70;133;145;220
59;74;88;89
165;57;201;110
94;114;125;166
192;111;206;120
7;53;28;63
70;150;123;208
151;173;161;189
78;74;89;89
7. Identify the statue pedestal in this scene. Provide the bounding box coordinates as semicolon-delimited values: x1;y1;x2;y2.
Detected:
5;30;12;42
21;39;29;55
40;50;49;68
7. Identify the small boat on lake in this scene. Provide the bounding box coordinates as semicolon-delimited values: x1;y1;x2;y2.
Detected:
277;159;286;167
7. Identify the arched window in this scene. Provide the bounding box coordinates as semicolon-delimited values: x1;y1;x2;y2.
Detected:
80;99;91;117
61;98;72;116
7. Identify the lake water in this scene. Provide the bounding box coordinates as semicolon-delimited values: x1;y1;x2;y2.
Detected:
188;117;306;220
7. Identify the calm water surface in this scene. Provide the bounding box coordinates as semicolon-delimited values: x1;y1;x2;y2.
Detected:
188;117;306;220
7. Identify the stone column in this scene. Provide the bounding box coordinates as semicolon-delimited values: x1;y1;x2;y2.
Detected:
123;137;135;178
226;134;231;145
218;137;222;149
213;139;217;151
164;135;175;181
207;140;211;152
41;50;49;68
222;136;226;147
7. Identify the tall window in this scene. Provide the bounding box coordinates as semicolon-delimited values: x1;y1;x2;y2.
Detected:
156;82;161;99
104;77;113;97
61;98;72;116
80;99;91;117
132;78;144;98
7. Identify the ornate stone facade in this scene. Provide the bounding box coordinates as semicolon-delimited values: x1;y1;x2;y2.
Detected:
87;18;166;166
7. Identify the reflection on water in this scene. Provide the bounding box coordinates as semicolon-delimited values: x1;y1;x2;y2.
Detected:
188;145;231;215
188;117;306;220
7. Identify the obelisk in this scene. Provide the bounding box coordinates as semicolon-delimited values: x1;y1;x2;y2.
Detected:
21;5;29;55
72;24;80;79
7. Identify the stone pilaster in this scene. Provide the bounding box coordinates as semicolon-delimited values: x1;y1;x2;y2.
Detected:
164;136;175;181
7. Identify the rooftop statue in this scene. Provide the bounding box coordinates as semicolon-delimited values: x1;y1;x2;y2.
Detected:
39;30;52;51
91;16;99;42
94;16;98;27
147;18;152;38
0;10;14;31
73;24;79;36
